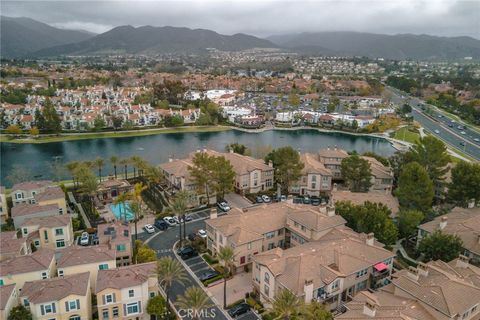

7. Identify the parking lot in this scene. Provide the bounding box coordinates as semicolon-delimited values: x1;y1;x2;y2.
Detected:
224;193;253;209
183;255;212;278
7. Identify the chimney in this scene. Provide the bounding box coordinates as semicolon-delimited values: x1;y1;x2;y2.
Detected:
303;279;314;302
456;254;470;269
407;266;419;281
363;299;377;318
366;233;375;246
417;262;429;277
439;216;448;230
210;208;218;220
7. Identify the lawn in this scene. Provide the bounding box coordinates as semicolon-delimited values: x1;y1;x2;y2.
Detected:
391;126;421;144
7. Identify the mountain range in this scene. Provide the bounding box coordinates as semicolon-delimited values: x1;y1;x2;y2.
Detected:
2;16;480;60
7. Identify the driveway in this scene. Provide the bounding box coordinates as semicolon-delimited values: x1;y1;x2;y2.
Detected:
208;272;254;307
224;193;253;209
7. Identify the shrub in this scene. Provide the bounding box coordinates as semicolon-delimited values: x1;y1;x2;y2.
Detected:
202;253;219;265
226;299;245;310
202;274;224;286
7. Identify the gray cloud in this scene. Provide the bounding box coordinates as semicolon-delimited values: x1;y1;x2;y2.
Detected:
2;0;479;38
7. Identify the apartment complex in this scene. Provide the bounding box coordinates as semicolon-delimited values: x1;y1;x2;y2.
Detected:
417;206;480;263
205;203;346;272
290;153;332;196
252;228;395;310
97;221;132;266
331;189;400;217
95;262;159;320
317;148;349;179
20;272;92;320
20;215;74;250
361;156;394;192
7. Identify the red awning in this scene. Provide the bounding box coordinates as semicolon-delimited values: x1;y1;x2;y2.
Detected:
374;262;388;272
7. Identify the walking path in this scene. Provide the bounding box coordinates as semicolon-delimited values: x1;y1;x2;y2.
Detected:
68;191;91;228
393;239;418;265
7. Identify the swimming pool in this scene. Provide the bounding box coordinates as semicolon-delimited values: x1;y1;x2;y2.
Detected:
109;202;134;221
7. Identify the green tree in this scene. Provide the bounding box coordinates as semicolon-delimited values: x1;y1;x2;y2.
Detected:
265;146;304;193
398;210;425;239
395;162;434;212
157;256;188;304
171;191;190;244
93;115;106;131
8;305;32;320
341;155;372;192
42;98;62;134
189;152;214;205
211;156;236;200
112;116;123;130
76;165;99;215
288;92;301;107
447;161;480;207
327;96;339;113
6;124;22;135
29;126;39;136
136;243;157;263
226;143;249;155
407;136;450;185
217;246;235;309
164;115;184;127
34;108;46;131
94;157;105;182
110;156;119;179
147;295;167;319
175;287;213;320
303;300;333;320
123;120;134;130
418;230;463;262
119;158;129;179
270;289;304;320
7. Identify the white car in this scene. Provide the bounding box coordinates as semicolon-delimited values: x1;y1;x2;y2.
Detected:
461;131;466;135
474;138;479;143
163;216;177;226
217;201;231;212
197;229;207;238
80;232;89;246
434;129;440;134
261;195;271;203
144;224;155;234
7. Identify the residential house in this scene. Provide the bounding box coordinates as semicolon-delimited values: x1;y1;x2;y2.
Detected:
361;156;393;192
57;245;116;292
10;181;54;206
97;221;132;266
20;215;73;251
0;186;7;225
290;153;332;196
417;207;480;263
205;203;346;272
317;148;349;179
252;227;395;310
0;284;18;320
11;203;61;229
20;272;92;320
0;248;56;291
0;231;31;261
331;189;400;217
95;262;159;320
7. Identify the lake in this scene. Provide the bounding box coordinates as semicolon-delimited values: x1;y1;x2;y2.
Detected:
0;129;396;187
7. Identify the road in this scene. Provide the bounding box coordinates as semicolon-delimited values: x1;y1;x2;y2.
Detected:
386;87;480;161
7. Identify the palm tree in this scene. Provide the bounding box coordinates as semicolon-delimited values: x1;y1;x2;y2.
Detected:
303;300;333;320
119;158;129;180
175;287;213;320
114;191;131;222
110;156;119;179
77;166;99;215
270;289;304;320
65;161;80;189
157;257;188;305
217;246;235;309
130;156;143;178
132;183;147;240
171;191;189;245
94;157;105;182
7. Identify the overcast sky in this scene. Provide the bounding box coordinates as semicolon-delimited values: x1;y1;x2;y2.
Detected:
2;0;479;38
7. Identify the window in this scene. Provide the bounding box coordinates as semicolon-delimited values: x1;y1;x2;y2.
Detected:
23;228;28;235
102;309;109;320
66;300;80;311
105;294;114;304
126;302;139;315
58;270;64;277
55;228;64;236
15;192;23;199
311;182;316;189
99;264;109;270
112;307;119;318
472;305;478;314
34;240;40;247
23;299;29;307
265;231;275;239
331;280;340;291
264;285;269;296
356;268;368;278
277;229;283;235
42;303;55;315
41;272;48;279
267;243;275;250
264;272;270;284
149;292;155;298
59;208;64;214
56;239;65;248
294;222;299;228
312;175;317;182
44;230;49;241
116;244;126;252
301;225;307;232
129;289;134;297
0;279;3;286
69;316;81;320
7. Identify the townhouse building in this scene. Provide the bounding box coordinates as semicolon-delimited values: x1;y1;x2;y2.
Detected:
97;221;132;267
252;228;395;311
95;262;159;320
0;248;56;291
11;203;61;229
361;156;394;192
20;272;92;320
0;284;18;320
317;148;349;179
338;257;480;320
57;245;116;292
290;153;332;196
331;189;400;217
205;203;346;272
0;231;31;261
0;186;7;225
417;206;480;263
20;215;74;251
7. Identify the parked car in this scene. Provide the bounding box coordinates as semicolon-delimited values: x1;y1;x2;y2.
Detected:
184;215;193;222
434;129;440;134
163;216;177;226
144;224;155;234
199;270;220;282
80;232;89;246
177;246;198;260
311;197;321;206
280;195;287;202
228;303;251;318
303;196;311;204
460;141;466;146
217;201;231;212
172;216;180;224
187;233;197;241
197;229;207;238
255;196;263;203
261;195;271;203
154;220;169;230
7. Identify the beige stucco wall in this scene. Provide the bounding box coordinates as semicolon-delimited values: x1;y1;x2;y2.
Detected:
59;259;116;292
0;257;55;291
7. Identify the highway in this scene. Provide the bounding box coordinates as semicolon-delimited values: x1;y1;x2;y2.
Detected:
386;87;480;161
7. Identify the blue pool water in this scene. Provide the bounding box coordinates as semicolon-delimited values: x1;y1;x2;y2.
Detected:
109;202;134;221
